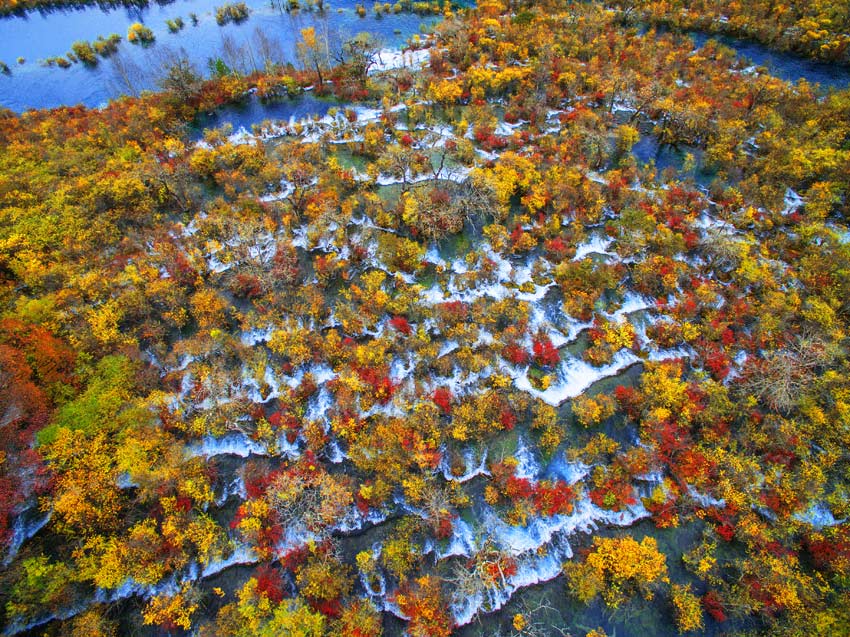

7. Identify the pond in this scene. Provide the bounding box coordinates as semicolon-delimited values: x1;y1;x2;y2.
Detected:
0;0;438;111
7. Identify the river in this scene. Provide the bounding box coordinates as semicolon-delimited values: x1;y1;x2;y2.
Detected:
0;0;438;112
688;31;850;90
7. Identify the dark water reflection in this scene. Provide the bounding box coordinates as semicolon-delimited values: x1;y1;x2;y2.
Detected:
688;31;850;90
191;91;337;136
631;135;715;188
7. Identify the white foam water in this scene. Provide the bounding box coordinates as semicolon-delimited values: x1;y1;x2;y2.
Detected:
544;452;590;485
573;234;615;261
794;502;846;528
510;349;641;406
185;433;269;458
370;47;431;73
512;436;541;481
425;516;477;560
440;447;489;483
201;543;258;578
451;495;651;625
3;510;50;566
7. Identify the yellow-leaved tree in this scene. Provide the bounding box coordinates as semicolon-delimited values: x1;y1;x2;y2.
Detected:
564;535;669;608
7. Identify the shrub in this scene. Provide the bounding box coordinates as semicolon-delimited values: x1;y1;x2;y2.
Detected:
166;17;185;33
49;57;72;69
215;2;251;25
532;334;560;367
671;584;704;633
70;41;97;65
564;536;668;608
702;590;727;623
394;575;453;637
503;342;529;366
127;23;155;44
389;315;412;335
432;387;452;413
93;34;121;57
572;393;616;427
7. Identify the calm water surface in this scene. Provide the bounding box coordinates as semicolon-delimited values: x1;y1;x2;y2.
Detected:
689;31;850;90
0;0;436;111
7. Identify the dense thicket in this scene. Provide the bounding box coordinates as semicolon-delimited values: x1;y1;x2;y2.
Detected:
1;1;850;636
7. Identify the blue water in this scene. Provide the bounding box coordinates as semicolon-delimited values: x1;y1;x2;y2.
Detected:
689;31;850;90
631;135;715;187
631;134;686;173
192;91;336;134
0;0;436;111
